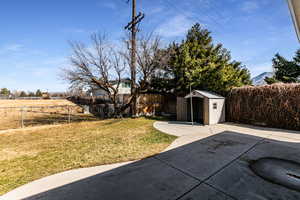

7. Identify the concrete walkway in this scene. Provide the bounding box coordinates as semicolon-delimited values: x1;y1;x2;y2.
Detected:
155;121;300;151
2;122;300;200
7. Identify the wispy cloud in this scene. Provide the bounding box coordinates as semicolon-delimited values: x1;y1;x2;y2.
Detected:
0;45;69;91
146;7;164;15
4;44;24;51
100;2;117;10
156;15;193;38
241;1;259;13
0;44;24;54
62;28;95;34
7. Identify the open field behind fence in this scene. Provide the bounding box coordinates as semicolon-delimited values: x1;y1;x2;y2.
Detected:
0;100;97;130
0;99;76;107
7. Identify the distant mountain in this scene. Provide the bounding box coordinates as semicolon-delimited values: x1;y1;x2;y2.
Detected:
252;72;274;86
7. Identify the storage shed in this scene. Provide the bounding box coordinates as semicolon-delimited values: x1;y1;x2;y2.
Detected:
177;90;225;125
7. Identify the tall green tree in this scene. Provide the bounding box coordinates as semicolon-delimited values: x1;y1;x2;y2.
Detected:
266;50;300;84
35;89;42;97
28;92;35;97
165;24;251;96
19;91;27;97
0;88;10;96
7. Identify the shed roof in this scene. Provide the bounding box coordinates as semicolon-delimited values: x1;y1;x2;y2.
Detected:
184;90;224;99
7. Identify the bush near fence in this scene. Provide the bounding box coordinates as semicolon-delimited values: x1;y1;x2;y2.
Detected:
68;94;177;118
226;83;300;131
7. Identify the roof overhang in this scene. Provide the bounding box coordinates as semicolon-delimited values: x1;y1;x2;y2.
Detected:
185;91;205;99
184;90;224;99
287;0;300;42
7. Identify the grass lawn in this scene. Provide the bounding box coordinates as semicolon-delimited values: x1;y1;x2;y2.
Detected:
0;118;177;195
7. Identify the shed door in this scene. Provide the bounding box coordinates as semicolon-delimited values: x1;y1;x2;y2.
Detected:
187;98;204;123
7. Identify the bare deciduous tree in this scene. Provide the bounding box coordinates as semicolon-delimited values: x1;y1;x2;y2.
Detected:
63;34;130;116
123;34;169;94
63;33;168;117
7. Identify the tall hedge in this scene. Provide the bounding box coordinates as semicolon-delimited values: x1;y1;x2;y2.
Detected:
227;83;300;131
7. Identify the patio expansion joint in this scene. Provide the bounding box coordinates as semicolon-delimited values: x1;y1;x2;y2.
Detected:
173;181;239;200
203;137;266;182
153;135;268;200
201;182;238;200
152;156;203;199
200;137;267;198
153;156;237;200
153;156;203;182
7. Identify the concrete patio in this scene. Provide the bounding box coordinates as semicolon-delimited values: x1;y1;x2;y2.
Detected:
2;122;300;200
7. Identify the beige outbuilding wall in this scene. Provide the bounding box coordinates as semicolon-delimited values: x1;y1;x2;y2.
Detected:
208;98;225;125
177;90;225;125
203;97;210;125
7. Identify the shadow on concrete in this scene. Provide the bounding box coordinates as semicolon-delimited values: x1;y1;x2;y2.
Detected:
166;121;203;126
19;131;300;200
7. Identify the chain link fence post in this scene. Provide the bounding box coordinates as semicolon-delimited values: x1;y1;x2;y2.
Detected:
68;106;71;123
21;106;26;128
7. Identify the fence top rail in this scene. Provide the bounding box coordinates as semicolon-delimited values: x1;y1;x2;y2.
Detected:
0;97;67;100
0;105;80;109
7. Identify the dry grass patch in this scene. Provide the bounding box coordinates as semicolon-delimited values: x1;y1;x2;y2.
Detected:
0;99;76;107
0;99;95;130
0;118;176;195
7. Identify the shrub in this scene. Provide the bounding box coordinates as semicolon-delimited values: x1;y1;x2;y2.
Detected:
227;83;300;130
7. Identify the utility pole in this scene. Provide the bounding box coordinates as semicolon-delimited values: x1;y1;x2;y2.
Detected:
125;0;144;117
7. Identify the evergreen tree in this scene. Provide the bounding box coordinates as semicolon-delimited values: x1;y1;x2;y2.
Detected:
28;92;35;97
264;76;279;85
35;89;42;97
148;43;177;94
19;91;27;97
169;23;251;95
0;88;10;96
266;50;300;84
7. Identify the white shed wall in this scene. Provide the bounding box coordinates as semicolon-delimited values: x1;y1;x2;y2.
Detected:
208;98;225;125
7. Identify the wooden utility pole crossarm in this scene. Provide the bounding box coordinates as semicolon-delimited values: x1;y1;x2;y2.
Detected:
125;0;145;117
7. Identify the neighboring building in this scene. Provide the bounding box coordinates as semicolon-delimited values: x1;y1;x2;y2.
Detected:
177;90;225;125
287;0;300;42
90;79;131;97
252;72;274;86
42;92;50;99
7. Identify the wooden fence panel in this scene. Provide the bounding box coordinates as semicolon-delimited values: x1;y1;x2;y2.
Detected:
176;97;187;121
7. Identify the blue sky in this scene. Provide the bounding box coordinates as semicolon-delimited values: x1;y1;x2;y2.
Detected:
0;0;298;92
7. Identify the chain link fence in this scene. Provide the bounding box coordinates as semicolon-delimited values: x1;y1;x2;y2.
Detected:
0;105;97;131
